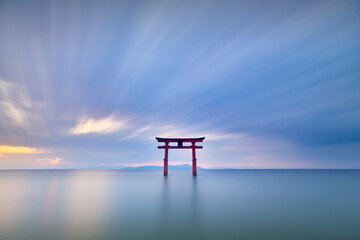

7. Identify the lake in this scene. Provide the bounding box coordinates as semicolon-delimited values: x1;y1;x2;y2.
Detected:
0;169;359;240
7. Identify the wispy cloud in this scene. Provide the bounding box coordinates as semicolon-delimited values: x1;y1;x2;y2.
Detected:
0;79;48;137
124;123;246;142
0;79;30;127
69;114;128;135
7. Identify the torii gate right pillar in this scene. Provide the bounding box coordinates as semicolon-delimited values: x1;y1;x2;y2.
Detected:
164;142;169;176
192;142;197;176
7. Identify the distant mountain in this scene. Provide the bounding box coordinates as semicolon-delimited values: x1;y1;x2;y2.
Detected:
169;164;204;170
122;164;204;170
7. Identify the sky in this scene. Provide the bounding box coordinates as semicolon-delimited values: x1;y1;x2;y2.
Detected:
0;0;359;169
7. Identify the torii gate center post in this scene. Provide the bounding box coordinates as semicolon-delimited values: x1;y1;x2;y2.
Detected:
155;137;205;176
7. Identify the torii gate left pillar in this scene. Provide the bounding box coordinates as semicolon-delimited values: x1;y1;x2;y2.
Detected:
156;137;205;176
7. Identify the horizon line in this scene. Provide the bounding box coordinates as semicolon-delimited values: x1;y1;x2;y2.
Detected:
0;167;359;170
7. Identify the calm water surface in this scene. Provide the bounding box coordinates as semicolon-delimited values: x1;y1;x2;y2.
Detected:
0;169;359;240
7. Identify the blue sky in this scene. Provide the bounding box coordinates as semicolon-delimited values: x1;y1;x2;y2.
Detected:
0;0;359;169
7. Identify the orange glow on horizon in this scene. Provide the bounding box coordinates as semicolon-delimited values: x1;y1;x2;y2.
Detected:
36;158;63;165
0;145;43;157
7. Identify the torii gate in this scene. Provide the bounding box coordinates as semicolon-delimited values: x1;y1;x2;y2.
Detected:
155;137;205;176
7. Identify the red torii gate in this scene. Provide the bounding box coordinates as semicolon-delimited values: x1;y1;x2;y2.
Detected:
156;137;205;176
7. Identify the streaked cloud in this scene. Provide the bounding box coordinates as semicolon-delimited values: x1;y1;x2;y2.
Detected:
0;0;359;169
69;114;128;135
0;79;48;138
124;123;246;142
0;79;30;127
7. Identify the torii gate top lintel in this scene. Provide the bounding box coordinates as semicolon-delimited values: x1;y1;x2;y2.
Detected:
155;137;205;142
155;137;205;176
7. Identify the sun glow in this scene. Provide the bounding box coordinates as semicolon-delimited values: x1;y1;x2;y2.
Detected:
0;145;43;157
36;158;63;165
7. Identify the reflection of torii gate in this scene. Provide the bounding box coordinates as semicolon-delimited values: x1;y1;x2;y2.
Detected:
155;137;205;176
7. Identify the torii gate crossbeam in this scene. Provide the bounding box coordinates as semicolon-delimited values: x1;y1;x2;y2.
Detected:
155;137;205;176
